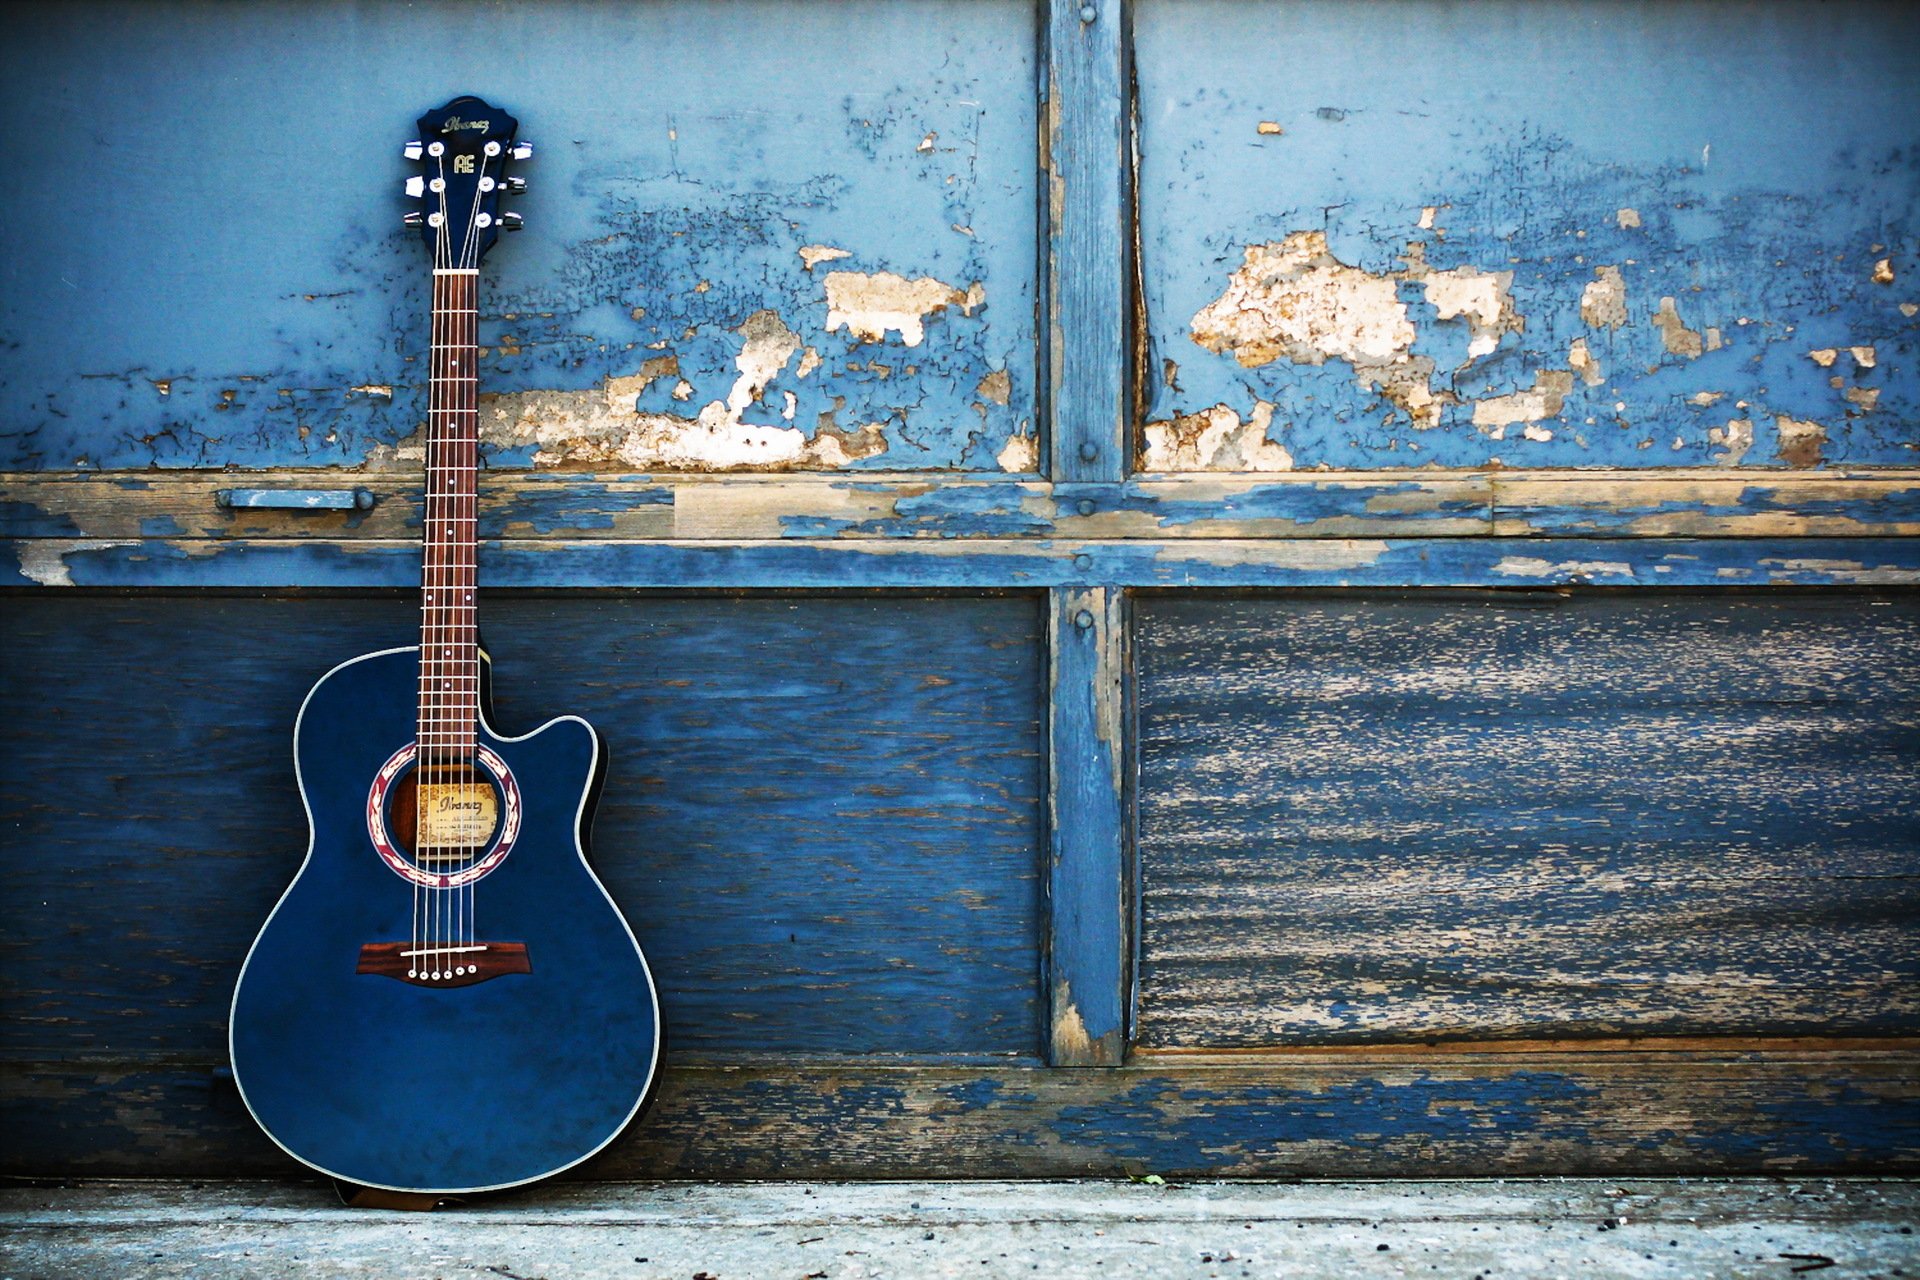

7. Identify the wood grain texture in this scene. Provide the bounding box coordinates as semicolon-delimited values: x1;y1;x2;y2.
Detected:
10;536;1920;591
1134;592;1920;1047
0;595;1045;1063
1046;587;1128;1065
6;1046;1916;1178
10;471;1915;543
1046;0;1130;482
1492;473;1920;537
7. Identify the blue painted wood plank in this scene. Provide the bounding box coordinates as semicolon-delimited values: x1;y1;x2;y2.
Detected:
0;1;1038;474
1047;0;1131;482
1492;475;1920;537
1046;587;1128;1065
1134;0;1920;470
9;535;1920;590
1134;593;1920;1046
7;1056;1917;1177
19;471;1920;541
0;595;1045;1062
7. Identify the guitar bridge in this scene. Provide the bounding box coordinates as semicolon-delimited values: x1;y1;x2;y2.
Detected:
356;941;530;987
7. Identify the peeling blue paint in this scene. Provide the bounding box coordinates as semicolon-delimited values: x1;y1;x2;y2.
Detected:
1054;1073;1601;1168
1137;0;1920;469
0;502;81;538
780;482;1052;538
15;536;1917;591
1508;484;1920;533
1079;480;1486;529
0;2;1036;472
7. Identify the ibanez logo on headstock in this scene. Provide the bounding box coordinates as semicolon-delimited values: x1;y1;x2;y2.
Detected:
401;95;529;261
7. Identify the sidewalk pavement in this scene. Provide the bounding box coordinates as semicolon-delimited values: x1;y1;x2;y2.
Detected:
2;1178;1916;1279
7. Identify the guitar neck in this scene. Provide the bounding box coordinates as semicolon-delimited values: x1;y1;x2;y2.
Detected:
418;267;480;761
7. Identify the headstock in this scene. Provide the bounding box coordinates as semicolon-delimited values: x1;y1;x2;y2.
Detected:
401;95;528;267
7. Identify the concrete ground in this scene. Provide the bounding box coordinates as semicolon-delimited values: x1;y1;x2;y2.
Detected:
1;1179;1916;1279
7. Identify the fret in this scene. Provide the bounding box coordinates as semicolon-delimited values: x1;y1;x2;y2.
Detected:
419;269;483;750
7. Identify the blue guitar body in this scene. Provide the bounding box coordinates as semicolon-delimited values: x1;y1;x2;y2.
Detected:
229;647;660;1193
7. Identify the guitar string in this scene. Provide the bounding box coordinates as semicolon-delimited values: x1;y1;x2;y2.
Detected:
445;153;487;975
427;147;455;978
407;140;497;980
443;167;469;979
410;149;444;976
420;150;441;977
454;155;487;972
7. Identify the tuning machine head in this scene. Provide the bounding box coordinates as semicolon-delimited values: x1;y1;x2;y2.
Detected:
509;140;533;162
499;211;525;232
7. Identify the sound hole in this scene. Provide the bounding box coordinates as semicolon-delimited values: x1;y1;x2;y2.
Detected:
387;763;502;862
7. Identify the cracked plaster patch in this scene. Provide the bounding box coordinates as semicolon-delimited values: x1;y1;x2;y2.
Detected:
1414;258;1522;361
995;430;1037;473
369;309;888;473
1471;370;1575;438
824;270;984;347
1653;296;1712;359
1568;338;1603;386
1142;401;1293;471
1708;417;1755;466
798;244;852;271
1189;232;1449;428
1775;415;1827;468
1580;266;1628;330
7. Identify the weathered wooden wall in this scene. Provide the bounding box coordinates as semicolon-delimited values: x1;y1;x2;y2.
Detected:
1135;592;1920;1046
1;0;1917;1180
0;1;1039;475
1134;0;1919;472
0;595;1046;1065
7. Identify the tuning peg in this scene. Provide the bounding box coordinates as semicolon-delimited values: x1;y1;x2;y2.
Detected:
499;212;525;232
500;176;527;195
404;176;425;198
509;140;533;162
402;211;425;228
403;140;424;160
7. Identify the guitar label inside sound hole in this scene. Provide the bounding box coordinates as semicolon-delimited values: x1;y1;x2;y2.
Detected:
405;770;501;856
365;742;522;888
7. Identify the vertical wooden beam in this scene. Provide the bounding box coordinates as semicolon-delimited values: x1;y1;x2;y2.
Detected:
1044;0;1132;1066
1047;586;1128;1065
1046;0;1131;484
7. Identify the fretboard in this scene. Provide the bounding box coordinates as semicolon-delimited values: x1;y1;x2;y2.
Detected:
418;268;480;764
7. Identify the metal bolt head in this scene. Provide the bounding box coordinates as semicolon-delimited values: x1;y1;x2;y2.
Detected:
1074;609;1095;630
1079;3;1097;21
1078;442;1098;461
1073;553;1093;570
1076;498;1096;516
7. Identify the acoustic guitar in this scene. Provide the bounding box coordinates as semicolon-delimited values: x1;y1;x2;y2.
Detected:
230;96;660;1194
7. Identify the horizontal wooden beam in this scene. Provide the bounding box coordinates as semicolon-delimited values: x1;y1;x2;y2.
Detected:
1492;472;1920;537
6;470;1918;542
7;535;1919;590
8;1046;1917;1178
